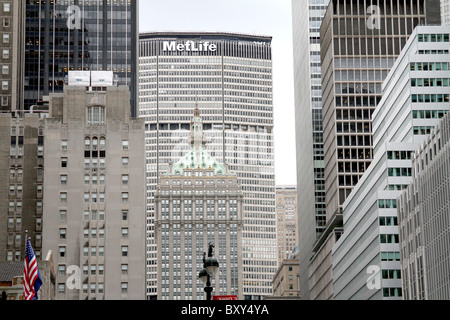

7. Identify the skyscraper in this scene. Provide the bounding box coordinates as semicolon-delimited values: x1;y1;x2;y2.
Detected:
291;0;330;300
154;107;243;300
293;0;441;299
0;0;25;113
139;32;276;300
24;1;139;116
0;112;46;262
42;72;146;300
332;25;449;300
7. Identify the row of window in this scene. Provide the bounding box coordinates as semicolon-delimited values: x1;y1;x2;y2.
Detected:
378;199;398;209
411;78;450;87
410;62;449;71
60;157;130;168
387;167;412;177
412;110;448;119
413;126;435;136
387;150;414;160
57;282;130;295
417;34;450;42
380;234;399;244
411;94;450;103
379;216;398;226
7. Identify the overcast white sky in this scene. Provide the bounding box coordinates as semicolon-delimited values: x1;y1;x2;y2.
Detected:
139;0;297;186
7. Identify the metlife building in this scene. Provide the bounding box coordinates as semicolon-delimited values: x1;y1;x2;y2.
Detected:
139;32;276;300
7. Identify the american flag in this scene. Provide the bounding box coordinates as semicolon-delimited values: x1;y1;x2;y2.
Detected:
23;238;42;300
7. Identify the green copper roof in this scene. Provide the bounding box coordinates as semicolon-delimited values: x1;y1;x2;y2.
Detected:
170;147;227;175
165;105;228;176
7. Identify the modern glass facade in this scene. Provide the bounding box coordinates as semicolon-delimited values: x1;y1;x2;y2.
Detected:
139;32;276;300
24;0;138;116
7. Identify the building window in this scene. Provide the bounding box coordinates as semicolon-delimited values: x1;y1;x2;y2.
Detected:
122;228;128;238
61;157;68;168
59;247;66;257
121;283;128;294
122;193;129;203
122;140;129;150
121;246;128;257
58;265;66;276
86;105;106;126
59;229;66;239
61;175;68;185
121;264;128;275
3;3;10;12
122;175;129;185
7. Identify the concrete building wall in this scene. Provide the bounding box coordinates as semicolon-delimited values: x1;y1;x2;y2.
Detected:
42;83;146;300
0;113;45;262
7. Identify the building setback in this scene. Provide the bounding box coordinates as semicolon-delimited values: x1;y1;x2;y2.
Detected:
42;72;146;300
155;107;243;300
398;112;450;300
24;0;139;116
139;32;276;300
332;25;450;300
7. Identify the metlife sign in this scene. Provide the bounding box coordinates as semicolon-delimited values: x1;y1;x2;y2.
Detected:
162;40;217;53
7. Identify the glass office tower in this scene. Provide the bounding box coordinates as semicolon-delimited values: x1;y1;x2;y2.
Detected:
24;0;138;116
139;32;276;300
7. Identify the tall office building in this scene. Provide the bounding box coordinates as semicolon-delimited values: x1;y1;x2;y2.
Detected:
42;72;146;300
275;186;298;265
24;0;139;116
154;108;243;300
0;0;25;113
332;25;450;299
398;112;450;300
0;112;46;262
311;0;441;299
292;0;330;300
139;32;276;300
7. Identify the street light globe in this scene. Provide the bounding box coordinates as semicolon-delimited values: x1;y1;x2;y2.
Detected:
199;268;209;285
205;256;219;276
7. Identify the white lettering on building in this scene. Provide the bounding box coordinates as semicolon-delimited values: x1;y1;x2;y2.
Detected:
163;41;217;52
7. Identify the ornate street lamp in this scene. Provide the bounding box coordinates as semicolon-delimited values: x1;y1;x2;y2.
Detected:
199;243;219;300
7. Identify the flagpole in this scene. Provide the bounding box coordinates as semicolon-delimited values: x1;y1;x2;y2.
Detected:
25;229;28;253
